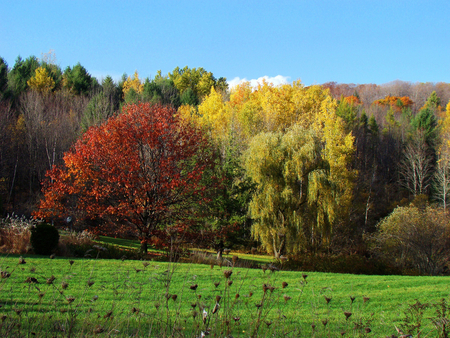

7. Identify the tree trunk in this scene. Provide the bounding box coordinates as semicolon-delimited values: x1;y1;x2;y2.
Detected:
140;240;148;254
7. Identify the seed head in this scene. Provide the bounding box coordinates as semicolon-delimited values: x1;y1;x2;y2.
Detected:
344;311;352;320
363;297;370;303
324;296;332;304
322;319;328;327
282;281;288;289
214;282;220;288
94;326;104;334
171;294;178;301
212;302;220;314
190;284;198;291
283;295;292;302
228;280;233;286
223;270;233;279
349;296;355;304
215;295;222;303
69;260;74;266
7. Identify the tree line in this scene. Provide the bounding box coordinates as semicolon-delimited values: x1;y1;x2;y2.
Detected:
2;52;450;274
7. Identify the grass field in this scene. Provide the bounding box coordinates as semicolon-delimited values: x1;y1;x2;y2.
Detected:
1;251;450;337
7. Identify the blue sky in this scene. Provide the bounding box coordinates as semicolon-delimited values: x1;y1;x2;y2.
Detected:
2;0;449;87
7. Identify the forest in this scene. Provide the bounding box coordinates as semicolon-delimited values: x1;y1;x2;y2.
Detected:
2;52;450;275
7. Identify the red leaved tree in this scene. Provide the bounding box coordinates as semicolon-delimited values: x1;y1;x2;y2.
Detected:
34;103;213;252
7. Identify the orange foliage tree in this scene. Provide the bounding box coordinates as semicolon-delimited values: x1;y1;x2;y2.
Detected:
373;95;414;112
34;103;213;252
343;95;361;106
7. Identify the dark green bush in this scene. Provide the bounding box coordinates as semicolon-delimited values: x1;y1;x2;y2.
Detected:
30;223;60;255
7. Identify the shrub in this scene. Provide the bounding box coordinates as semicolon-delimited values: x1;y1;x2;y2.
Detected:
370;204;450;275
30;222;60;255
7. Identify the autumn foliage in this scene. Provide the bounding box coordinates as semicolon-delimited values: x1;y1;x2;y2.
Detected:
34;103;213;244
373;95;413;112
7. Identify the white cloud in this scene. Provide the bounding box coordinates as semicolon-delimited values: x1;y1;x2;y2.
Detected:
228;75;290;90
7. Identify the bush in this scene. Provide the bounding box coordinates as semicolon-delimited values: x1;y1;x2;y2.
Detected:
30;223;60;255
369;204;450;275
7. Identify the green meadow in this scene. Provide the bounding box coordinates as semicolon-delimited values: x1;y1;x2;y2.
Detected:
1;251;450;337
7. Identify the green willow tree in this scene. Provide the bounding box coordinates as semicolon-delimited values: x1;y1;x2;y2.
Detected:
243;122;354;257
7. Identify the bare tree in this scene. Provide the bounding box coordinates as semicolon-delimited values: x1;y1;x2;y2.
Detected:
399;134;434;196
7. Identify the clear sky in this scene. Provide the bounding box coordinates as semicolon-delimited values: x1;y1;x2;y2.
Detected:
1;0;449;87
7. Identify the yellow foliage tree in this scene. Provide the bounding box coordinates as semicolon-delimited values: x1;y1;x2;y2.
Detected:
122;71;144;96
27;66;55;93
180;80;356;254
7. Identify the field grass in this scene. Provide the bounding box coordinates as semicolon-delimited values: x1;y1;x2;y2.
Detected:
1;251;450;337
